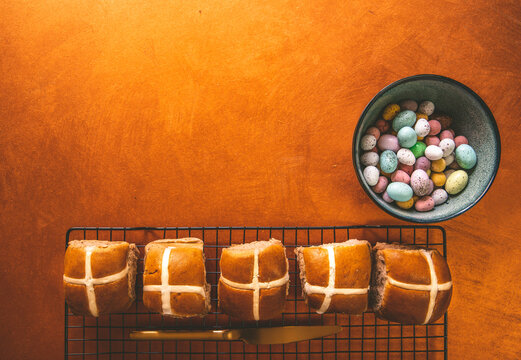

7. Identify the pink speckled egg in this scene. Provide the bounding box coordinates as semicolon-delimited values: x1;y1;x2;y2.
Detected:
377;134;400;152
439;130;454;140
414;156;431;171
454;135;469;148
397;163;414;176
425;136;440;146
410;169;431;196
365;126;381;140
399;99;418;112
391;170;411;184
431;114;452;130
372;176;389;194
428;120;441;135
415;196;435;212
382;191;394;203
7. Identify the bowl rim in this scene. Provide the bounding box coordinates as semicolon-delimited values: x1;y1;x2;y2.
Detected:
352;74;501;223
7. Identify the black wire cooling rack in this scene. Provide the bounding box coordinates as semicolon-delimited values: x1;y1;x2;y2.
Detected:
65;225;448;360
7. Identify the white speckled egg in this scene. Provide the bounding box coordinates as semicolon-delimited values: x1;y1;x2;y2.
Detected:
361;134;377;151
424;145;443;161
397;148;416;166
410;169;431;196
418;100;435;116
363;166;380;186
361;151;379;167
444;153;455;166
445;170;469;195
432;189;449;205
414;118;431;137
439;138;455;157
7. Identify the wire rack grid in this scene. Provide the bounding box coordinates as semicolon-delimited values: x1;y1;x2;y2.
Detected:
65;225;448;360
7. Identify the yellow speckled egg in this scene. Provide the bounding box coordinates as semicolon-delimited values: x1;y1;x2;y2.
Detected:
431;158;446;172
416;113;429;121
383;104;401;121
445;170;468;195
426;169;431;177
396;197;415;209
431;172;446;187
418;136;424;141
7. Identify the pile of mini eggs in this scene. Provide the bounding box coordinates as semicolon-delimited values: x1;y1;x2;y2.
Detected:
360;100;477;211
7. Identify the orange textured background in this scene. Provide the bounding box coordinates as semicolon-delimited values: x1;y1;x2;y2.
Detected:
1;0;521;359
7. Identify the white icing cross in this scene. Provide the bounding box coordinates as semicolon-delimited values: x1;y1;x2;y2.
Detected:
304;245;369;314
63;246;129;317
220;248;290;321
143;247;206;315
386;250;452;324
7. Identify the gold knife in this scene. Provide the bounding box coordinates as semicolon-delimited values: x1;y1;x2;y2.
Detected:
129;325;342;344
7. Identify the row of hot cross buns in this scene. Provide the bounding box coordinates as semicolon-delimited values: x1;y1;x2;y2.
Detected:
63;238;452;324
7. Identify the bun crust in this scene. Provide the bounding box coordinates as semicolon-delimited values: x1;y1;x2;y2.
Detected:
218;239;289;321
64;240;139;317
142;238;210;318
295;240;372;315
370;243;452;324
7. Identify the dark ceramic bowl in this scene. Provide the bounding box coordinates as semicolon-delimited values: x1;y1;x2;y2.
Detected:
353;74;501;223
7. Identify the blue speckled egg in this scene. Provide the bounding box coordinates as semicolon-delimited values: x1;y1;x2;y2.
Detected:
392;110;416;132
380;150;398;173
386;182;414;202
397;126;417;148
455;144;477;169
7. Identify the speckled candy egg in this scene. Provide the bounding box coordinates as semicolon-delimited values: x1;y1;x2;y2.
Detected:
382;191;394;203
431;158;446;173
454;135;469;148
397;163;414;176
409;141;427;158
396;197;415;210
392;110;416;132
375;119;390;134
397;148;416;166
386;182;414;202
380;150;398;173
425;145;443;161
377;134;400;152
439;130;454;141
391;169;411;184
418;101;435;116
410;169;431;196
439;138;455;157
363;166;380;187
372;176;389;194
361;151;379;167
431;114;452;130
425;136;440;147
428;120;441;136
432;189;449;205
361;134;377;151
415;196;435;212
445;170;469;194
414;118;430;138
444;153;455;166
444;169;456;179
382;104;401;121
414;156;431;171
399;99;418;112
397;126;417;148
365;126;381;140
455;144;477;169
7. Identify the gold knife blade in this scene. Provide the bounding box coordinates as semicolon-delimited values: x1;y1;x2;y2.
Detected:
129;325;342;345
